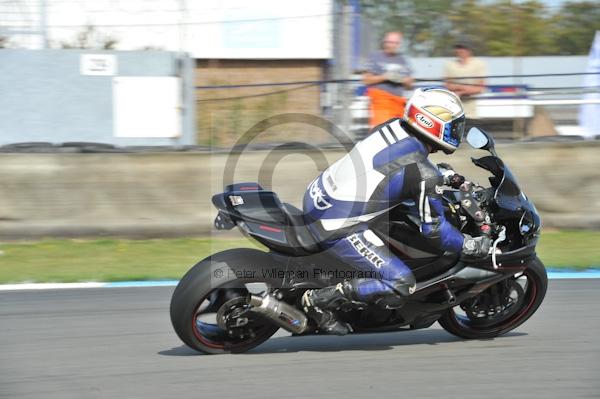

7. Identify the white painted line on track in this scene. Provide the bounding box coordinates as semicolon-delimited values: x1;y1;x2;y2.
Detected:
0;282;107;291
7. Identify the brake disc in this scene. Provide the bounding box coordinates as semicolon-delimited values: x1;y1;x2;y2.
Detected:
463;279;525;326
216;297;254;338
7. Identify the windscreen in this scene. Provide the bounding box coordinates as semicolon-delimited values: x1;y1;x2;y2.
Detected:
472;156;526;211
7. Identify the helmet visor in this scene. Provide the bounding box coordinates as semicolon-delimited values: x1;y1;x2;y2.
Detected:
443;114;465;148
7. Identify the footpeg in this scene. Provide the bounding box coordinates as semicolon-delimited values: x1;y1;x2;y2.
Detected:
442;284;456;305
443;287;457;305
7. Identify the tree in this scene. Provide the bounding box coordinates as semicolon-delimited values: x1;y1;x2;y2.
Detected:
551;1;600;55
60;25;118;50
360;0;454;56
512;1;557;56
450;0;555;56
359;0;598;56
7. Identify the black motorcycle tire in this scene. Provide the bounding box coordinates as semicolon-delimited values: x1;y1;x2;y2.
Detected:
438;257;547;339
170;249;280;354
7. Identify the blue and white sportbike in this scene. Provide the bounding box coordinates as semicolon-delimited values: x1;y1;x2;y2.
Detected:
170;128;547;354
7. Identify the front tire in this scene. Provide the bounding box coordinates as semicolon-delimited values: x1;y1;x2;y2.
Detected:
438;257;547;339
170;249;280;354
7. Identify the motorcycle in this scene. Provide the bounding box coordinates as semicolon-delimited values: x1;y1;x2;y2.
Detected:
170;127;547;354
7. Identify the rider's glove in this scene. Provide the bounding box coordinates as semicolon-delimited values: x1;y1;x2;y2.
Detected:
437;163;465;189
462;235;492;258
438;163;455;183
448;174;465;189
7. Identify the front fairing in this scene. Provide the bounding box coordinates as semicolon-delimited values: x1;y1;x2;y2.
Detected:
472;156;541;242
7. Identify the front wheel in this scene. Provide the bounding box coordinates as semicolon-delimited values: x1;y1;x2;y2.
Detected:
438;257;547;339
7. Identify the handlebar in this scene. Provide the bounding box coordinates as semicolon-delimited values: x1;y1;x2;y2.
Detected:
443;175;505;252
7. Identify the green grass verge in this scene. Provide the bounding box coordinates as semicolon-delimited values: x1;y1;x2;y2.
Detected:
0;231;598;284
0;237;262;284
535;230;599;269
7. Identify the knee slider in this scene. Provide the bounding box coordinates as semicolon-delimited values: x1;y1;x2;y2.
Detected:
342;279;371;302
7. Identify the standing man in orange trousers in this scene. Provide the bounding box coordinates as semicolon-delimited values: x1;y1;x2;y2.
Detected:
362;31;414;129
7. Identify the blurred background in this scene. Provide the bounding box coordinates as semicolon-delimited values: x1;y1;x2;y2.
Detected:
0;0;599;282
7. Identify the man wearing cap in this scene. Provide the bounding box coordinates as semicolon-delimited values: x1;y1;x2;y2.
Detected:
362;31;414;129
444;39;488;120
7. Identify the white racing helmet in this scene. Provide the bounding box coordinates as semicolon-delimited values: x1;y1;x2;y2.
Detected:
404;88;466;154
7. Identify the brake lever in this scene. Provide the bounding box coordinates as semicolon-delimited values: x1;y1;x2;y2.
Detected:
491;226;506;269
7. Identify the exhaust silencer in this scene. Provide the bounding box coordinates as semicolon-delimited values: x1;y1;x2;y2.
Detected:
248;294;308;334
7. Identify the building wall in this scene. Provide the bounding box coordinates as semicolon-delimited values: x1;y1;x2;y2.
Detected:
4;0;334;59
195;59;328;146
0;49;196;147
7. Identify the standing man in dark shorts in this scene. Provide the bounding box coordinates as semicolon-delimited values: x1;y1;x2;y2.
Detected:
362;31;414;129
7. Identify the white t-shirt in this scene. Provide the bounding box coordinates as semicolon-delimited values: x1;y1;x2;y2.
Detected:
444;57;488;118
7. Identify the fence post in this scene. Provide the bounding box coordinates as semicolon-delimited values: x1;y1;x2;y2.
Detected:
339;2;354;139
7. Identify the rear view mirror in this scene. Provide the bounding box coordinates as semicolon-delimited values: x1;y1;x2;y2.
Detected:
466;127;497;156
466;127;489;149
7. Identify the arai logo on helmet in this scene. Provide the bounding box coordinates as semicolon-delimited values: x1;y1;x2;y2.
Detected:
415;113;434;129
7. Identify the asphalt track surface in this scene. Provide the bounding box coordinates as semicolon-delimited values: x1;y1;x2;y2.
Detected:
1;280;598;399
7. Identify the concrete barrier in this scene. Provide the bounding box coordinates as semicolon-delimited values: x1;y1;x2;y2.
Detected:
1;140;599;239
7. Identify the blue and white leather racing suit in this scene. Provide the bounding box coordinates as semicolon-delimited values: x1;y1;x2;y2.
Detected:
302;118;464;302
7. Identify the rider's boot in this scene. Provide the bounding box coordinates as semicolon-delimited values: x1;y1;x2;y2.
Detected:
302;277;416;335
301;282;357;335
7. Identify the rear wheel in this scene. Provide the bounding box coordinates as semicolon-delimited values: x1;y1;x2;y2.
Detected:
438;257;547;339
170;250;280;354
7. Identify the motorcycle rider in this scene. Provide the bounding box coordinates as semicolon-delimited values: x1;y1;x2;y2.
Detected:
301;88;492;335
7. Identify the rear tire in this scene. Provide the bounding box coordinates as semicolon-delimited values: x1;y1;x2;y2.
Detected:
170;249;280;354
438;257;547;339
